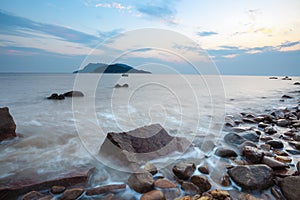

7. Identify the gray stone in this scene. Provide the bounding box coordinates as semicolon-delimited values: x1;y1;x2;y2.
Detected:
215;147;238;157
280;176;300;200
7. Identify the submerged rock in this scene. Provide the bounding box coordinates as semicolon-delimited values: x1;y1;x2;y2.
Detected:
181;182;199;195
190;175;211;194
63;90;84;97
60;188;84;200
228;164;273;190
144;163;158;175
86;184;126;196
0;107;17;141
47;93;65;100
99;124;191;167
172;161;196;180
128;170;154;193
242;146;264;164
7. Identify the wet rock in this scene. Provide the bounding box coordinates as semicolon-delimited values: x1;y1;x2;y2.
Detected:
293;122;300;128
281;95;293;99
21;191;43;200
162;188;181;200
193;137;215;153
254;116;265;123
275;156;292;163
63;91;84;97
0;167;93;200
47;93;65;100
181;182;199;195
215;147;237;157
243;118;256;124
277;119;289;127
154;179;176;189
172;161;196;180
261;156;288;169
145;163;158;175
60;188;84;200
210;190;230;199
233;126;252;132
51;185;65;194
177;196;192;200
273;149;288;156
260;144;271;151
264;126;277;134
99;124;192;166
0;107;17;141
266;140;284;148
242;146;264;164
294;82;300;85
114;83;129;88
269;77;278;79
297;161;300;172
258;122;269;128
224;133;247;146
228;164;273;190
289;141;300;150
273;168;296;177
86;184;126;196
221;174;231;187
285;148;300;155
280;176;300;200
128;170;154;193
198;164;209;174
271;186;285;200
282;76;292;80
140;190;166;200
293;133;300;141
38;195;53;200
238;141;257;152
240;132;259;143
190;175;211;193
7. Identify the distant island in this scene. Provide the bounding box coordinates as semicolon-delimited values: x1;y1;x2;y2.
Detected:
73;63;151;74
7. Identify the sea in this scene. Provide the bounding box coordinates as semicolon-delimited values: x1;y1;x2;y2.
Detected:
0;73;299;198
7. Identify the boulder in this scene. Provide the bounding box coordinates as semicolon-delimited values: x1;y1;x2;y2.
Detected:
228;164;273;190
0;107;17;141
261;156;288;169
128;170;154;193
180;182;199;195
172;161;196;180
224;133;247;146
99;124;191;167
215;147;237;157
86;184;126;196
280;176;300;200
63;91;84;97
47;93;65;100
190;175;211;193
242;146;264;164
140;190;166;200
277;119;289;127
266;140;284;149
154;179;176;189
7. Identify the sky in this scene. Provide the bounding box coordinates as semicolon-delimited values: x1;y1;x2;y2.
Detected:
0;0;300;75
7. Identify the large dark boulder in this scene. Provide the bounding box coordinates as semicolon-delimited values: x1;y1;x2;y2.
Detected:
63;91;84;97
228;164;273;190
0;107;17;141
280;176;300;200
99;124;191;167
47;93;65;100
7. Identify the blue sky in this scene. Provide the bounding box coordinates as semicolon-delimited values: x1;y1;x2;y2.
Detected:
0;0;299;75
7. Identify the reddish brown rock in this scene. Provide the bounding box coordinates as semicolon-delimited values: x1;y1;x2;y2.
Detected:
154;179;176;189
51;185;65;194
172;161;196;180
198;164;209;174
181;182;199;195
86;184;126;196
128;170;154;193
280;176;300;200
140;190;166;200
242;146;264;164
60;188;84;200
221;174;231;187
190;175;211;193
0;107;17;141
261;156;288;169
21;191;43;200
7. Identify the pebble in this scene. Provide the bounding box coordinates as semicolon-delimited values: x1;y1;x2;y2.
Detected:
60;188;84;200
154;179;176;189
215;147;238;157
190;175;211;193
275;156;292;163
266;140;284;148
145;163;158;175
277;119;289;127
51;185;65;194
198;164;209;174
140;190;166;200
181;182;199;195
264;126;277;134
221;174;231;187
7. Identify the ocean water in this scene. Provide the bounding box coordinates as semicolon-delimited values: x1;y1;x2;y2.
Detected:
0;74;299;194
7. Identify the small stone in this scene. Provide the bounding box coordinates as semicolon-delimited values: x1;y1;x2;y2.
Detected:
233;126;252;132
128;170;154;193
181;182;199;195
266;140;284;148
21;191;43;200
277;119;289;127
293;133;300;141
273;168;296;177
221;174;231;187
280;176;300;200
242;118;256;124
215;147;238;157
145;163;158;175
60;188;84;200
240;132;259;143
289;141;300;150
294;82;300;85
140;190;166;200
282;95;293;99
286;148;300;155
254;116;265;122
273;149;288;156
154;179;176;189
190;175;211;193
224;133;247;146
177;196;192;200
209;190;230;199
271;186;285;200
38;195;53;200
275;156;292;163
172;161;196;180
198;164;209;174
51;185;65;194
258;122;269;128
264;126;277;134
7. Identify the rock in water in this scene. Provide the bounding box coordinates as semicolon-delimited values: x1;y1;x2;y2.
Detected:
215;147;237;157
128;170;154;193
60;188;84;200
47;93;65;100
190;175;211;193
99;124;191;168
140;190;166;200
228;164;273;190
172;161;196;180
0;107;17;141
280;176;300;200
63;91;84;97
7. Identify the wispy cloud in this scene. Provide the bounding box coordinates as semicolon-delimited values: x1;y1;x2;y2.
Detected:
197;31;218;37
95;2;132;11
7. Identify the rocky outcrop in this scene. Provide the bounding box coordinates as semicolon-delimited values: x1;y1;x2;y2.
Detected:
228;164;273;190
0;107;17;141
98;124;192;167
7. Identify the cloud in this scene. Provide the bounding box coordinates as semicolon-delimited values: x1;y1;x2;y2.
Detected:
136;0;180;25
254;27;273;34
95;2;132;11
197;31;218;37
